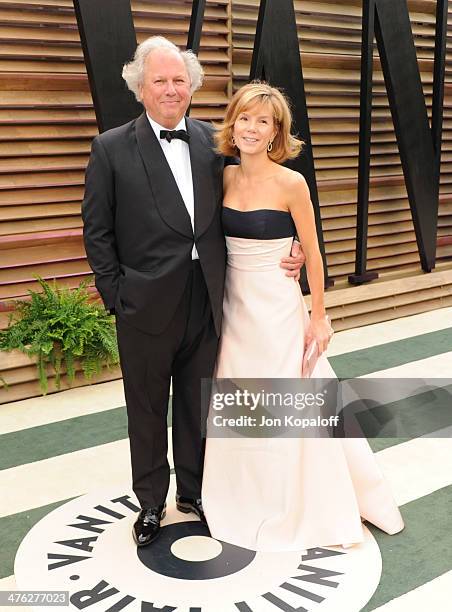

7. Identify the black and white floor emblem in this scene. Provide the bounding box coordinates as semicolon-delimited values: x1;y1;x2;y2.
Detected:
15;482;382;611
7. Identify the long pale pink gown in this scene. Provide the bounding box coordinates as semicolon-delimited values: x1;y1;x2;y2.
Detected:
201;207;404;552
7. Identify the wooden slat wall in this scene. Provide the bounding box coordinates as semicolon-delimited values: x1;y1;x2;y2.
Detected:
1;0;449;312
439;3;452;259
232;0;452;282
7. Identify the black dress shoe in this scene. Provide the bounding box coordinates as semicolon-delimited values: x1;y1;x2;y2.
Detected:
133;503;166;547
176;494;207;524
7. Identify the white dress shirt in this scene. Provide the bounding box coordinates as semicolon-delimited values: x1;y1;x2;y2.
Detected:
147;113;198;260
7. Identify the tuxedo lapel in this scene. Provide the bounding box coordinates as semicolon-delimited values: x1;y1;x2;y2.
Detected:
135;112;193;238
186;118;218;240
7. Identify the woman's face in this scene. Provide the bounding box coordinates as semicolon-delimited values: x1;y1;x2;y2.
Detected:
232;102;277;156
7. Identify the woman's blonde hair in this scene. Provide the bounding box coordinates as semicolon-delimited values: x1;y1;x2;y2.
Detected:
215;81;303;163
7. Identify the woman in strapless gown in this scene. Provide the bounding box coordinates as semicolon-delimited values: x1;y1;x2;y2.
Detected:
201;82;404;552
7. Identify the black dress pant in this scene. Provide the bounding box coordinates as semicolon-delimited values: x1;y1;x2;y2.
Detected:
115;260;219;509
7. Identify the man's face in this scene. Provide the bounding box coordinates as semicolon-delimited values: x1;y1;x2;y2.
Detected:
139;48;192;129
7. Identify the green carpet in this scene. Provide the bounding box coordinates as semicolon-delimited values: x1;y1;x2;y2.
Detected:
363;485;452;610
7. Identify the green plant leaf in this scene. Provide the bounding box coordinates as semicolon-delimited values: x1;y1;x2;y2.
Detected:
0;276;119;395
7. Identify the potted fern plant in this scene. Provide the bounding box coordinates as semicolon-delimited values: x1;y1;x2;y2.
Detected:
0;277;120;395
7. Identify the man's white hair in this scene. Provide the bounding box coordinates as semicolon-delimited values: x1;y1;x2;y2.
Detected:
122;36;204;101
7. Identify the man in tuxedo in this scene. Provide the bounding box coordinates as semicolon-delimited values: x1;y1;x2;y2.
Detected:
82;36;303;546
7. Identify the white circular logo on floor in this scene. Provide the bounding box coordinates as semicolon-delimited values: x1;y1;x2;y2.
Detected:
15;483;382;612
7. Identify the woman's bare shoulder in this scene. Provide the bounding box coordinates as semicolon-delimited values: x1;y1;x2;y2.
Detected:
223;163;239;185
275;166;308;192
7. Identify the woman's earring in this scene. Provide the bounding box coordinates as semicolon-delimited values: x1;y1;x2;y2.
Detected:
267;140;273;152
232;136;236;147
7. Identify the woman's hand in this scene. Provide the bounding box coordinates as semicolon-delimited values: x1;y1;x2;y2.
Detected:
304;315;334;354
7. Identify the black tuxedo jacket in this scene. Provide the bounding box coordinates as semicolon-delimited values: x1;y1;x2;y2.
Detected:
82;112;226;336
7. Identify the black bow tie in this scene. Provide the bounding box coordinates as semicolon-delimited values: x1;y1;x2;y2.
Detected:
160;129;190;143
